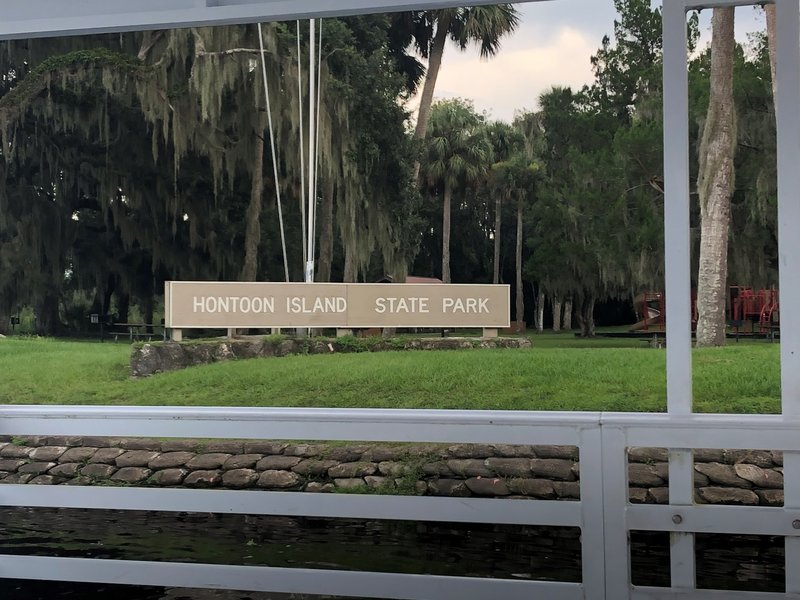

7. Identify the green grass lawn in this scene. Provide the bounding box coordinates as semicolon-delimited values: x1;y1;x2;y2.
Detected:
0;335;781;413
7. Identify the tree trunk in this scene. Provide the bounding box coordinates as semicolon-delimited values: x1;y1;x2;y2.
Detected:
240;128;266;282
442;182;452;283
317;179;335;283
35;293;61;336
563;297;573;331
144;295;154;335
515;197;524;331
696;8;736;348
117;292;130;325
552;297;562;332
535;290;545;333
412;13;452;184
343;245;357;283
576;296;595;338
765;4;777;103
493;195;502;284
0;307;10;335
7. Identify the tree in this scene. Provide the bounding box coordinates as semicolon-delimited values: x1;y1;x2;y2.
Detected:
422;99;492;283
408;6;519;182
696;8;737;347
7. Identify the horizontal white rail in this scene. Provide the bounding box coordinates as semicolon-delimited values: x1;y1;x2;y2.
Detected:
0;485;582;526
0;555;584;600
632;589;795;600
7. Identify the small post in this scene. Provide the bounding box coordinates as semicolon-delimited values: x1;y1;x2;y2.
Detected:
170;328;183;342
336;329;353;338
227;328;236;340
271;327;281;335
482;328;498;339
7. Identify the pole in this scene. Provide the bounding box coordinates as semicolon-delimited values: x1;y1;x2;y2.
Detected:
306;18;316;284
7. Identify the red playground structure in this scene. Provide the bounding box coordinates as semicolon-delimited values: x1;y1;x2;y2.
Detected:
630;286;780;337
728;286;780;336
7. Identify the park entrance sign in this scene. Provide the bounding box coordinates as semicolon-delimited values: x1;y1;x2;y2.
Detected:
165;281;510;329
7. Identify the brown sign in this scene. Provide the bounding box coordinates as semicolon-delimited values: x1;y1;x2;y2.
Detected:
165;282;510;329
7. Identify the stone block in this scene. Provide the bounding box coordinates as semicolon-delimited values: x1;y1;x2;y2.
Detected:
160;440;199;452
772;451;784;466
0;473;33;484
427;479;470;497
222;469;259;489
117;451;160;468
492;445;536;458
507;478;556;498
49;463;80;478
29;447;68;462
59;447;98;463
0;458;27;471
378;462;410;477
63;476;93;486
326;446;369;462
256;456;301;471
695;463;751;488
119;439;161;451
18;462;55;475
756;489;784;506
88;448;125;464
257;470;302;489
292;459;338;476
465;477;510;496
149;452;196;470
184;470;222;488
80;437;122;448
530;459;574;481
0;445;32;458
446;459;494;478
485;458;533;478
364;476;390;489
628;464;665;487
112;467;152;484
81;464;117;479
628;447;668;463
203;441;245;454
734;464;784;489
735;451;775;468
534;445;579;460
284;444;325;458
553;481;581;499
693;449;726;463
328;462;377;478
149;469;187;486
222;454;263;470
333;478;365;490
305;482;335;493
45;436;83;447
362;446;405;462
698;487;759;505
243;442;287;454
186;453;232;470
29;475;61;485
421;462;456;477
629;488;648;503
446;444;495;459
647;487;670;504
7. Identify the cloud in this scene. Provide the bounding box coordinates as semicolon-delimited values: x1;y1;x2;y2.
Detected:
427;26;596;122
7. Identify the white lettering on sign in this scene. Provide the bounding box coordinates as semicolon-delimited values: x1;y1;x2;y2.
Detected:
193;296;275;313
286;297;347;314
374;297;430;314
442;297;489;313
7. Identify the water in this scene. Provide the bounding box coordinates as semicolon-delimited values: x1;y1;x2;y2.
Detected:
0;508;785;598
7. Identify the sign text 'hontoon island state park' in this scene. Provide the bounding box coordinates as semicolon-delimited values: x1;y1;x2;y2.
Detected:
165;282;510;329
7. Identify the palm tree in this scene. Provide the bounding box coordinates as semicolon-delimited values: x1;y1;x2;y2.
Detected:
423;99;493;283
409;6;519;182
696;8;737;347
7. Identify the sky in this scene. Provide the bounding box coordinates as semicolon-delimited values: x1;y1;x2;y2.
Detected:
418;0;767;122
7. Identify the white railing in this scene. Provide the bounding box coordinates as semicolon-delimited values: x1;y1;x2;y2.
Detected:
1;406;799;599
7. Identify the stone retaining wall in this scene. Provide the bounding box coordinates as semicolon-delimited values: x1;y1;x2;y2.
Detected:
0;436;785;506
130;336;531;377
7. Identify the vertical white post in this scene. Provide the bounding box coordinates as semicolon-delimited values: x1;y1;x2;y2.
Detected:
602;426;631;598
579;425;606;599
775;0;800;593
663;0;696;590
663;0;693;415
306;18;316;285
